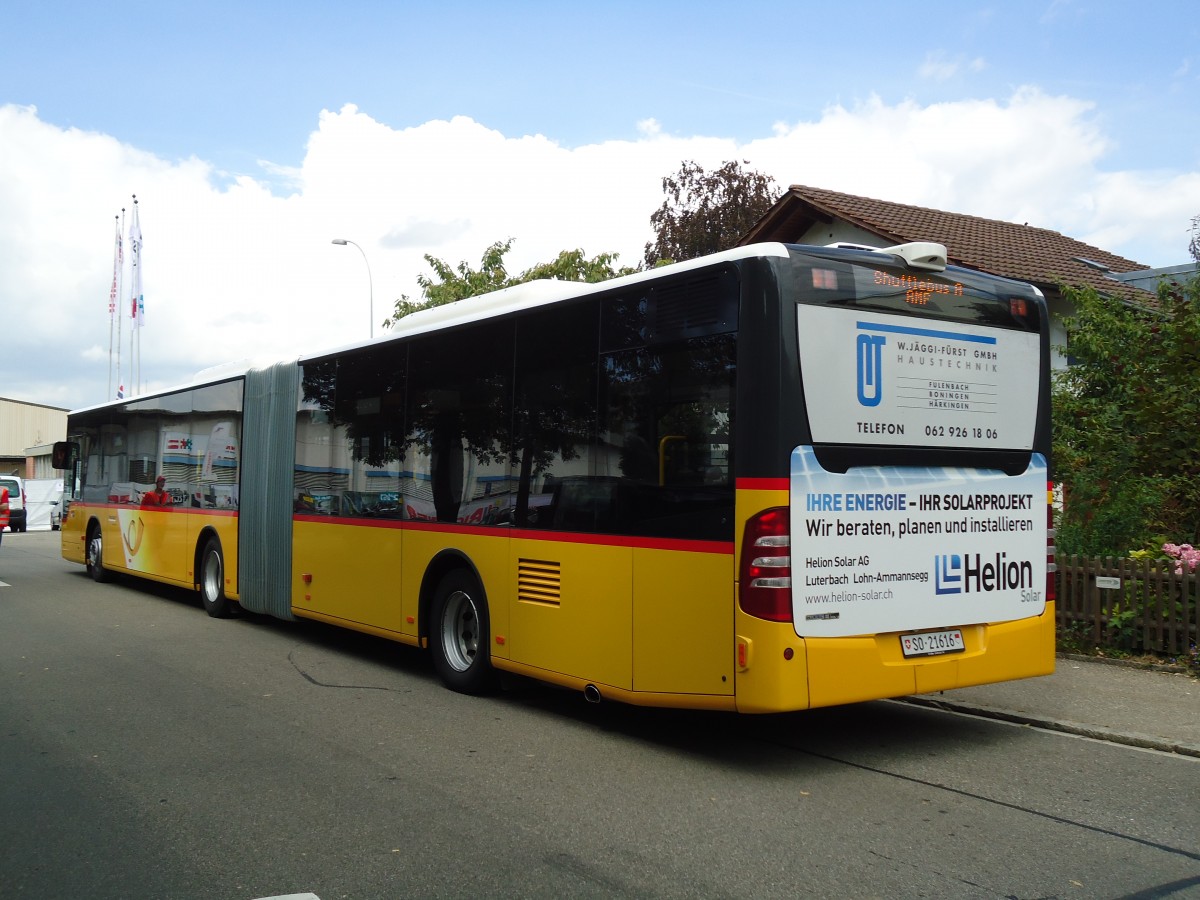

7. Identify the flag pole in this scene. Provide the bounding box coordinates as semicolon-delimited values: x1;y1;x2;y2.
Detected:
135;198;140;394
116;206;126;400
128;195;141;396
108;214;118;399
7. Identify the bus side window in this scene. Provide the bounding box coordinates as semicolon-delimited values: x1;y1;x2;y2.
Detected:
408;321;515;525
601;334;735;541
512;299;600;531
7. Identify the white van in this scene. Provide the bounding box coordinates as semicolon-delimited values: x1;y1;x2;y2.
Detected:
0;475;26;532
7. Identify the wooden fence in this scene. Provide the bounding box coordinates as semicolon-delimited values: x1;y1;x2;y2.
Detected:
1056;556;1199;656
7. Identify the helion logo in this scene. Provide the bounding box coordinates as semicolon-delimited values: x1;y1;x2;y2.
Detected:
935;554;962;594
935;552;1034;595
856;333;886;407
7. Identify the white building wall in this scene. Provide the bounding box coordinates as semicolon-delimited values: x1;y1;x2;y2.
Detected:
1;398;68;477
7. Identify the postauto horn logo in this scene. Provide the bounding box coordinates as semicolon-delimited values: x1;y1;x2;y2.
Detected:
936;552;1035;595
856;332;886;407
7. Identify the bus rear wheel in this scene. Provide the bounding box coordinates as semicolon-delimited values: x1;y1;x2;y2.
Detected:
199;538;233;618
86;524;110;583
430;571;495;694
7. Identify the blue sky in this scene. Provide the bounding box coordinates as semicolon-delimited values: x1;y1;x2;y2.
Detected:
1;0;1198;410
7;1;1195;172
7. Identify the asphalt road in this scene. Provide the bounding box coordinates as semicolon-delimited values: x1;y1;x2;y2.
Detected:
2;531;1198;899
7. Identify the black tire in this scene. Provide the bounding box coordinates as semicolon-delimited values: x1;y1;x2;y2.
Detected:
430;570;496;694
199;537;233;618
86;524;110;583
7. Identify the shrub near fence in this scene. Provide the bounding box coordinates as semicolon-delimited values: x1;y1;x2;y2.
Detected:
1057;556;1199;656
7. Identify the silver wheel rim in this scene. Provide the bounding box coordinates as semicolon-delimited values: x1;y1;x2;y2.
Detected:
88;535;102;570
440;590;479;673
202;550;222;602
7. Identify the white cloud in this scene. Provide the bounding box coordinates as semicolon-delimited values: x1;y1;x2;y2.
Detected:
918;52;986;82
1039;0;1080;25
746;89;1114;223
919;52;962;81
1;91;1197;411
380;218;472;250
1074;169;1200;261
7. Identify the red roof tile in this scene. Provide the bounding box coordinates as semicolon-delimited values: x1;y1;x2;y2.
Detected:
740;185;1154;300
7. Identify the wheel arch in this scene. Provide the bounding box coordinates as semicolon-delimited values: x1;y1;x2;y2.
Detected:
84;514;112;582
192;526;224;590
85;515;105;555
418;549;486;647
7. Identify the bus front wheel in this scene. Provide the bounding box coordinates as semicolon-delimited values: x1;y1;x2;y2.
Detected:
86;524;110;583
430;571;495;694
199;538;233;618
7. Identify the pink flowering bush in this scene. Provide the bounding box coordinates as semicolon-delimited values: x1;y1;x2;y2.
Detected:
1161;543;1200;574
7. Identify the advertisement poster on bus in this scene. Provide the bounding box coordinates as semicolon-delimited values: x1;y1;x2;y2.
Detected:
796;305;1041;451
790;447;1047;638
115;504;180;575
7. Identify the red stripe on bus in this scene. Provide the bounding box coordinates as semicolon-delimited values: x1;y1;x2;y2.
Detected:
737;478;789;491
294;513;405;530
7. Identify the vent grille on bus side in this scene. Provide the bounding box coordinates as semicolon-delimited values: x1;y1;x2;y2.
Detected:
518;558;562;607
652;282;721;333
646;270;737;343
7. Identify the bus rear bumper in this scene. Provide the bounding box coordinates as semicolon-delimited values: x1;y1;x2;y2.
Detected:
734;604;1056;713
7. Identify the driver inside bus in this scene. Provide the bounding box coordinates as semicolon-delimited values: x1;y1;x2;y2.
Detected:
141;476;172;507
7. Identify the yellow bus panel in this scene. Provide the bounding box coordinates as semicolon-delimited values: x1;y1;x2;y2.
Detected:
63;504;239;597
632;546;734;696
292;519;406;634
732;607;810;714
507;537;633;691
60;504;86;565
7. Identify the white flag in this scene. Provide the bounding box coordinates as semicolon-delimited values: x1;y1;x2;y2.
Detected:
108;218;121;316
128;203;144;329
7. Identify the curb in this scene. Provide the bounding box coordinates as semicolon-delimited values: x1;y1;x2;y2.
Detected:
896;695;1200;759
1057;652;1195;677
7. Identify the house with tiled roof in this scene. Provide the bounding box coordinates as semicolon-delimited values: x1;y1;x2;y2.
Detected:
738;185;1172;367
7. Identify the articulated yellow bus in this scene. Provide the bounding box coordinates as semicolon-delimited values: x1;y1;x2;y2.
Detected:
57;241;1055;712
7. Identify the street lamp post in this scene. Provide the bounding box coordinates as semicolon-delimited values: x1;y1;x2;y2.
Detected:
331;238;374;339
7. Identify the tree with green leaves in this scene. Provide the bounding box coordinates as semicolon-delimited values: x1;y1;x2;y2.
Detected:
1052;273;1200;555
384;239;637;324
643;160;780;268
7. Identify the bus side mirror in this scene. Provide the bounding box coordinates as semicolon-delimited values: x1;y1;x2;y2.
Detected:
52;441;78;470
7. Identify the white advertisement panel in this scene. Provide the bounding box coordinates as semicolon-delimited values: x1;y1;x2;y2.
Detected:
796;306;1041;450
790;447;1047;638
23;478;63;531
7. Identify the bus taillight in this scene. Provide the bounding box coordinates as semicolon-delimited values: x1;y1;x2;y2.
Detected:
739;507;792;622
1046;483;1057;602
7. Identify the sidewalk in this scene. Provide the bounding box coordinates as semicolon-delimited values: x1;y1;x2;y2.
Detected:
902;655;1200;758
